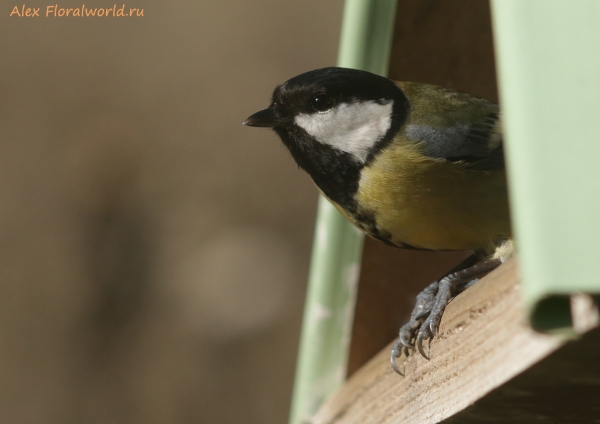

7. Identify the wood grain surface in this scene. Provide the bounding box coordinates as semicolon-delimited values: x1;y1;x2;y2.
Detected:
314;260;599;423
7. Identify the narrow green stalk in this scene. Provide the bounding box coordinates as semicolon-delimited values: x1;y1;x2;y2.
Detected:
289;1;397;423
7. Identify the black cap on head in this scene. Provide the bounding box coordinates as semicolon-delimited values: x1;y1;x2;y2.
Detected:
271;67;404;119
243;67;408;129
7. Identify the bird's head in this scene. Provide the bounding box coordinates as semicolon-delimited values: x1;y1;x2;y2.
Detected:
244;67;409;166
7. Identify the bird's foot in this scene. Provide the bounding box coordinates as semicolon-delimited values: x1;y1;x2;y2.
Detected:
390;258;502;374
415;272;465;358
390;280;439;373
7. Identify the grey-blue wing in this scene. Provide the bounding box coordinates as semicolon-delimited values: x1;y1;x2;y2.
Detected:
406;111;504;171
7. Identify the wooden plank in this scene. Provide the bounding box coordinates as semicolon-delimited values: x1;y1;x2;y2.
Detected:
444;325;600;423
313;260;599;424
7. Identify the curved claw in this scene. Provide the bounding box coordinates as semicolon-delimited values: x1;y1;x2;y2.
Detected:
398;319;424;349
400;339;414;350
416;327;431;360
399;330;415;349
390;340;405;376
429;317;440;337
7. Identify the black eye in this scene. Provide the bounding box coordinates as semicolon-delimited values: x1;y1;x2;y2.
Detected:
311;93;333;112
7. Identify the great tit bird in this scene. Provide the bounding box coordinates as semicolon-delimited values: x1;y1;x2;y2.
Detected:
244;67;513;374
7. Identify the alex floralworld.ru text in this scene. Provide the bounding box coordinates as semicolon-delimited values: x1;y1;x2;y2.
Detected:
10;4;144;17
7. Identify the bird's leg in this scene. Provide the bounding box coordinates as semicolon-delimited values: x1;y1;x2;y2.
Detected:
456;277;479;294
415;258;501;358
390;252;482;374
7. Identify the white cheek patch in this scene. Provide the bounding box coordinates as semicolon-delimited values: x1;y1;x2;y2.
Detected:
294;100;393;163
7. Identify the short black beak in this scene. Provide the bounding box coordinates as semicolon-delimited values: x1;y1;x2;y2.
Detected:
243;108;280;128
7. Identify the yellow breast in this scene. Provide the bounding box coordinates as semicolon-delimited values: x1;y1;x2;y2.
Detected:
355;138;511;252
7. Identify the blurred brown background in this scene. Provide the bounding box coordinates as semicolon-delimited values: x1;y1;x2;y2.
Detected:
0;1;344;422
